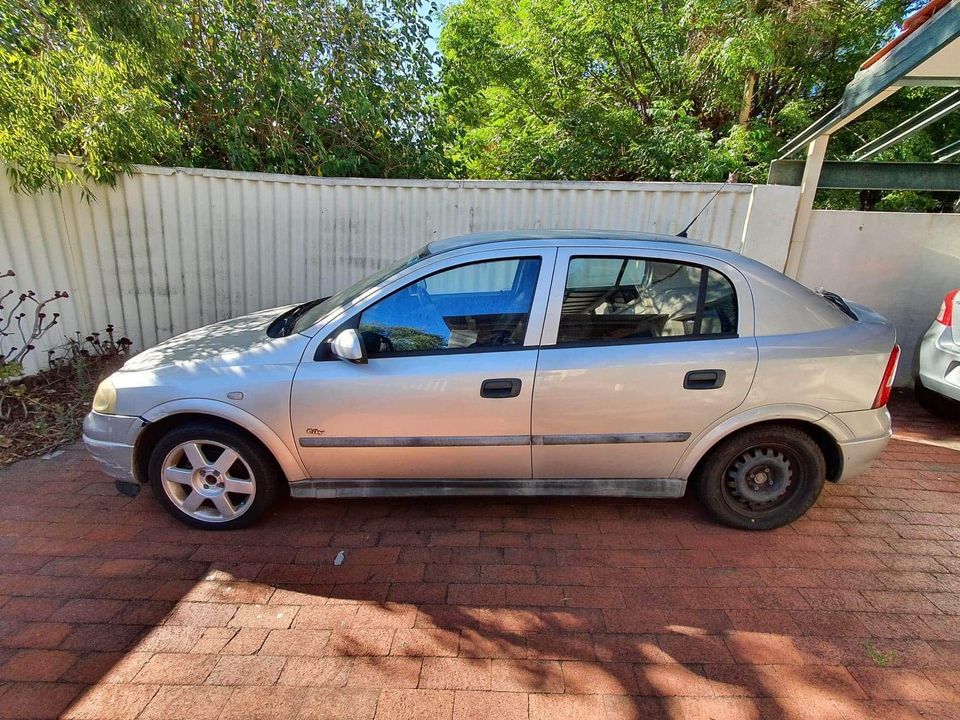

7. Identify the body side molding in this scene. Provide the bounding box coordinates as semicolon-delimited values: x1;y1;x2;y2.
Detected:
299;432;690;448
532;432;690;445
299;435;529;448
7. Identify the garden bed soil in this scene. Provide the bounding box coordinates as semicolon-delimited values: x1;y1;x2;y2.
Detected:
0;355;124;464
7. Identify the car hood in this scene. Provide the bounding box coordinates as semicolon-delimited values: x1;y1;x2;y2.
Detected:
120;305;297;371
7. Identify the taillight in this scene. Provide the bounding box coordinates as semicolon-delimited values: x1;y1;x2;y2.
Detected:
872;344;900;409
936;288;960;326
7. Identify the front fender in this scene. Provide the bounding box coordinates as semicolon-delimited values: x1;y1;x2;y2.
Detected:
137;399;308;483
672;403;853;480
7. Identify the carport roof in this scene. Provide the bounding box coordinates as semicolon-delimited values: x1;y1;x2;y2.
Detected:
778;0;960;161
770;0;960;278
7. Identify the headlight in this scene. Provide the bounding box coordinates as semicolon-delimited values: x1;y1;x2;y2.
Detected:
92;379;117;414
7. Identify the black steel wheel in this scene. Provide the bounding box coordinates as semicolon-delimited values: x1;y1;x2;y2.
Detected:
696;425;826;531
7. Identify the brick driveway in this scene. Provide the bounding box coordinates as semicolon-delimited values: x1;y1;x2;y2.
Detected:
0;393;959;719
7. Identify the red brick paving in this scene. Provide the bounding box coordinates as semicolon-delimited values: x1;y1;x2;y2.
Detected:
0;392;958;718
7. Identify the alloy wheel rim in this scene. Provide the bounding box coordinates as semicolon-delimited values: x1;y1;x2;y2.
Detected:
721;444;799;517
161;440;256;522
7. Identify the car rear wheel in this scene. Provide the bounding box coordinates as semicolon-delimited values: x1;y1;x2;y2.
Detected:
148;421;281;530
696;425;826;531
915;379;960;421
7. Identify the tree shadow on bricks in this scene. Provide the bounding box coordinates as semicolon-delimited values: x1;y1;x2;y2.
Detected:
0;436;959;718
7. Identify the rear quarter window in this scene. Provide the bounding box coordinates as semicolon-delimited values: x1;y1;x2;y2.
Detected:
702;269;738;335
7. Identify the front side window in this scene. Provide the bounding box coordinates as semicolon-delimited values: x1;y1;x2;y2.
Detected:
358;258;541;356
557;256;737;344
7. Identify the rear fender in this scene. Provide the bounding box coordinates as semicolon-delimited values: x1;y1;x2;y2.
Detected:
672;403;853;480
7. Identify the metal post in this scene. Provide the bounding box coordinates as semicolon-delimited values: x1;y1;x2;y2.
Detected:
783;134;829;278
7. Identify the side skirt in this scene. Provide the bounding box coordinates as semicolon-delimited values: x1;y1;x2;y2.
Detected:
289;477;687;499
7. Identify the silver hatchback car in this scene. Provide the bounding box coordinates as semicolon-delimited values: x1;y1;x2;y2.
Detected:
83;231;899;531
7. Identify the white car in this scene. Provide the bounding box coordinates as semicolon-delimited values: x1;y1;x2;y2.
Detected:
915;287;960;419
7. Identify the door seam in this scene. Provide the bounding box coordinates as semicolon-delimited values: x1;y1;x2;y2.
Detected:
528;247;559;479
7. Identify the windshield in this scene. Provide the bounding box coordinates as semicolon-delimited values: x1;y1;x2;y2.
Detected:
289;247;429;335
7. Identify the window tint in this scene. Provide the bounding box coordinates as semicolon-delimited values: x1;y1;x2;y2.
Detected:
424;259;521;295
557;256;737;344
566;258;646;288
358;258;541;356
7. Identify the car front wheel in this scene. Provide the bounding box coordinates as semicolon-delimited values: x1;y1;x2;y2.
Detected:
696;425;826;531
148;421;280;530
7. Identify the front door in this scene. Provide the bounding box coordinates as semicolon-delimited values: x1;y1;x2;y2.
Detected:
531;248;758;479
291;250;555;479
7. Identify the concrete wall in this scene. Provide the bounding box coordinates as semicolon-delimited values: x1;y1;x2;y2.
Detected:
797;210;960;384
0;165;798;373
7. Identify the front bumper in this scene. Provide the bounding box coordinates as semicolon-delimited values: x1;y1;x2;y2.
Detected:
82;411;142;482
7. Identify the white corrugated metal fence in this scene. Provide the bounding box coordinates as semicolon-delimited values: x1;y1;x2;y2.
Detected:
0;165;800;373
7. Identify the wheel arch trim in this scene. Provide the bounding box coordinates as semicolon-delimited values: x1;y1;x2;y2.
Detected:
135;399;308;483
672;404;851;481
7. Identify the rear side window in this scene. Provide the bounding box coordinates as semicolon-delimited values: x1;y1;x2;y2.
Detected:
557;256;737;345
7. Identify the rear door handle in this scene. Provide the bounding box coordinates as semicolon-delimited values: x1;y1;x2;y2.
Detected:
481;378;522;398
684;369;726;390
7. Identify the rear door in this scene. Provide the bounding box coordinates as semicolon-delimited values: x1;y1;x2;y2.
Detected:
531;247;758;479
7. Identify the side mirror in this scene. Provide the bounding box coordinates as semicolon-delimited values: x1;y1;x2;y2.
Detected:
330;328;367;364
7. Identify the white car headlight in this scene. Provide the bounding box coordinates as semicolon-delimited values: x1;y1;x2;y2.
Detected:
92;379;117;414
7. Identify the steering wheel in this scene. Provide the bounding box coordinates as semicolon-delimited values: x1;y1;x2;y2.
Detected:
472;329;514;347
360;331;394;355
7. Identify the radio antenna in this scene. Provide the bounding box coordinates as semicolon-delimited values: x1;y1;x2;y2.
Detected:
677;180;729;238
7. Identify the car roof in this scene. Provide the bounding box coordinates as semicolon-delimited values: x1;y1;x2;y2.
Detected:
425;229;718;257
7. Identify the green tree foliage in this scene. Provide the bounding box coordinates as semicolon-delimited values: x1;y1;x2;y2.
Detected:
0;0;443;193
0;0;179;192
438;0;921;183
4;0;955;200
167;0;442;177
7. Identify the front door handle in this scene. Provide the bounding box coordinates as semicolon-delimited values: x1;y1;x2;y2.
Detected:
684;369;726;390
481;378;522;398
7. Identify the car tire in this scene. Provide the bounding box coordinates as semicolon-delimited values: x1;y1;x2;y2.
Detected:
148;421;281;530
695;425;826;531
914;379;960;421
